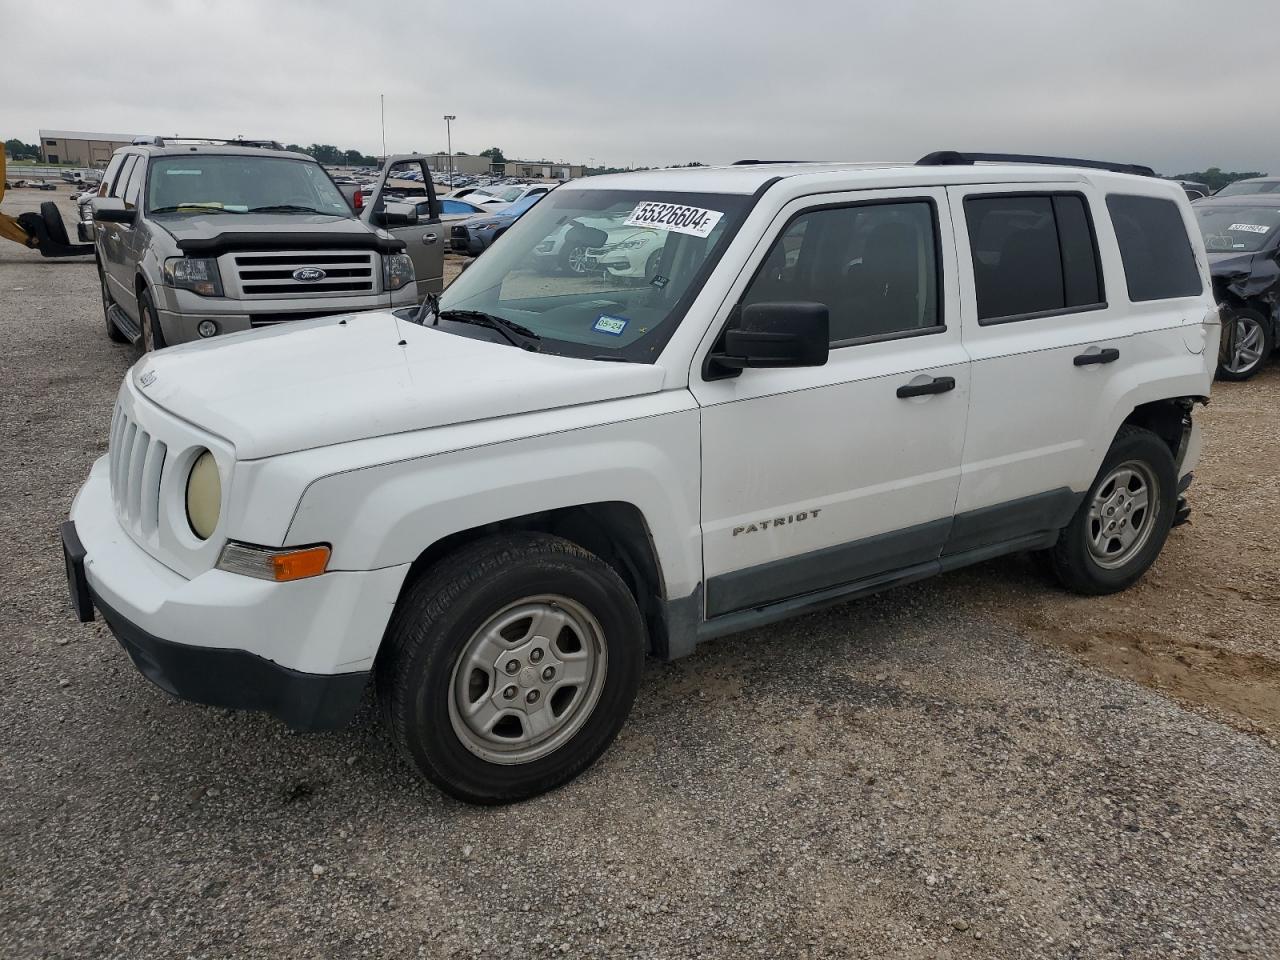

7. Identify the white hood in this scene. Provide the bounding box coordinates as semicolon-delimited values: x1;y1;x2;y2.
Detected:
133;311;666;460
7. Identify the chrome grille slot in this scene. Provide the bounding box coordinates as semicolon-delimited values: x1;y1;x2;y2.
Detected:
108;406;166;539
232;251;376;298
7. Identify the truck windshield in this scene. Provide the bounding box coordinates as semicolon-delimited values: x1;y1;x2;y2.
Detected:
439;187;751;361
1196;205;1280;253
146;155;352;217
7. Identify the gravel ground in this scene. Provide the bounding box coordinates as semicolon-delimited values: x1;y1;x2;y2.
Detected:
2;190;1279;959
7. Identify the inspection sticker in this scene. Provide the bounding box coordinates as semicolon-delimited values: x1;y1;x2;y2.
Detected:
593;314;629;336
1228;223;1270;234
624;201;723;238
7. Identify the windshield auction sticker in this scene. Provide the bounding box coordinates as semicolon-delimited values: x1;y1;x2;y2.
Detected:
624;202;723;238
1228;223;1270;234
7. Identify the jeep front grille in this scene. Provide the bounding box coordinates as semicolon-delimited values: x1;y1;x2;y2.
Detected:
231;251;376;298
108;406;166;537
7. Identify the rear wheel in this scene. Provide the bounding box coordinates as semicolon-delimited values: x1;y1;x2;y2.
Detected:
1217;308;1272;381
100;269;128;343
1047;426;1177;595
376;533;645;804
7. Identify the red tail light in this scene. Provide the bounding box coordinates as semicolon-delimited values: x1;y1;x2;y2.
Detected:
354;191;363;210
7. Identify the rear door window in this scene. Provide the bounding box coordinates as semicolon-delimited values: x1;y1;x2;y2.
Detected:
964;192;1104;322
109;156;137;200
1105;194;1202;301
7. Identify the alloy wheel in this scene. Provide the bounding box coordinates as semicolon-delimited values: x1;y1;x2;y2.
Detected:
448;595;608;765
1224;315;1265;376
1087;460;1159;569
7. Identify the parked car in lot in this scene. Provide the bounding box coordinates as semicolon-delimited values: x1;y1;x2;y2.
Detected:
88;138;419;349
449;191;546;255
469;182;558;206
389;196;493;224
1194;195;1280;380
63;153;1217;804
1212;176;1280;198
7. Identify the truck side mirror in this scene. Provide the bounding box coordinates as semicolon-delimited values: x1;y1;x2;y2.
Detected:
91;197;135;224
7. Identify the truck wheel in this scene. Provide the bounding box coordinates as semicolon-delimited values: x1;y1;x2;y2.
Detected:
100;270;128;343
1047;426;1177;596
1217;308;1272;381
139;289;166;352
376;533;645;804
40;201;70;247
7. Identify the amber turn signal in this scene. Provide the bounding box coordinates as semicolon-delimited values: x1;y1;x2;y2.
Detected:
217;542;331;582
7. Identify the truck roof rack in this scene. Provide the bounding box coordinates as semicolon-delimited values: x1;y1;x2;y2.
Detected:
732;159;815;165
916;151;1155;178
132;136;287;150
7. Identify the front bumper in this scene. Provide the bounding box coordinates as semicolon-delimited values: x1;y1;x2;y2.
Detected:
154;286;415;345
64;459;409;730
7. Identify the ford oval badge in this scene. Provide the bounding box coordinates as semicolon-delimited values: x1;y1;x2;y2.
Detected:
293;267;327;282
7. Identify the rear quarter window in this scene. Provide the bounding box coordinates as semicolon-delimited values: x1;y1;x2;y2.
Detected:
1105;195;1202;301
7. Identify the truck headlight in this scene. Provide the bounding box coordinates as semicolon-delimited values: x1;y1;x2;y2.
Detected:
186;449;221;540
163;257;224;297
383;253;415;291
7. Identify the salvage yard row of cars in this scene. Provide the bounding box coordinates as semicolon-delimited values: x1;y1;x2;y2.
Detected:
58;146;1236;803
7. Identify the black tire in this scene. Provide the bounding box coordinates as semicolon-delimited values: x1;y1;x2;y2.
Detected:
100;269;128;343
139;288;166;352
40;201;70;247
1216;308;1273;381
376;533;645;804
1047;425;1177;596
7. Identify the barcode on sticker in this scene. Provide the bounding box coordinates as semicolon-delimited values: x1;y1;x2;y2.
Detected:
624;202;723;238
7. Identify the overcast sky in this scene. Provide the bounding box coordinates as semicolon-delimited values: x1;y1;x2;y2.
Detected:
4;0;1276;175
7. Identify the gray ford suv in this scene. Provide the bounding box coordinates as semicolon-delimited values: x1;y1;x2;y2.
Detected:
89;139;438;350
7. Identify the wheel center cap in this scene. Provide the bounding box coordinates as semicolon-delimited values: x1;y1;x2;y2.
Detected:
519;665;540;687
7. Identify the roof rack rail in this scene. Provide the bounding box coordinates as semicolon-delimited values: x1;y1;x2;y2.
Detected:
732;159;813;165
916;151;1155;178
132;136;287;151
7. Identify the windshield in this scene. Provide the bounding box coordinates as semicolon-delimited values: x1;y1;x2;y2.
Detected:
1196;205;1280;253
1214;180;1280;197
146;155;352;216
440;187;751;361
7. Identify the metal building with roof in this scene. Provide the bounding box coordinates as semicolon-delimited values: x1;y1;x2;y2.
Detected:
38;130;139;167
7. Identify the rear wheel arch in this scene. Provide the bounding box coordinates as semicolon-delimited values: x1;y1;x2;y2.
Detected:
1120;397;1200;462
383;501;669;661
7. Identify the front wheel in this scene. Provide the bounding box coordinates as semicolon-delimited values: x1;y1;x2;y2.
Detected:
376;533;645;804
139;288;166;353
1217;308;1272;381
1046;425;1177;595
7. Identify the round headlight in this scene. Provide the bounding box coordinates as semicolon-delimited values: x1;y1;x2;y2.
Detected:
186;450;221;540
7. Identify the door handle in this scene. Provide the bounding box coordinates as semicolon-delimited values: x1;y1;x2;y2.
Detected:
1073;348;1120;366
422;233;438;245
896;376;956;398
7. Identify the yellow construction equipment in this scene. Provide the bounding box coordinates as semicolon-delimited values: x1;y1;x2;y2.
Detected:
1;150;96;257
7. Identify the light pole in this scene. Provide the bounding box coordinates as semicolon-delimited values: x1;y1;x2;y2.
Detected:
443;115;456;181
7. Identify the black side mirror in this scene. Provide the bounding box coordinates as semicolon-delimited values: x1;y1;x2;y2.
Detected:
713;302;829;374
92;201;135;224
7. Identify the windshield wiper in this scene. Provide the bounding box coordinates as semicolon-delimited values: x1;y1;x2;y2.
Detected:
150;204;245;214
248;204;334;215
438;309;541;351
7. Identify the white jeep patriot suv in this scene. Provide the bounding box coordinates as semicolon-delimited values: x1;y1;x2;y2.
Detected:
63;152;1219;804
